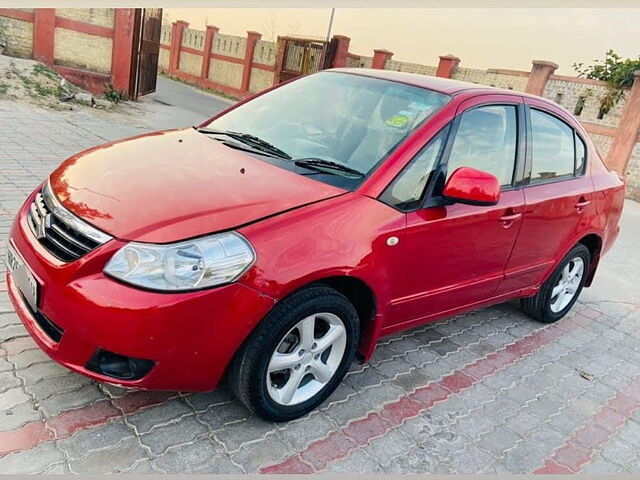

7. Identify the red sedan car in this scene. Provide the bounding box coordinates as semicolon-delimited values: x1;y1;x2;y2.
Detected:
6;69;624;421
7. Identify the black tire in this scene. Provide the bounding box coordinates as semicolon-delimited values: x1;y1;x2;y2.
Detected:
228;285;359;422
521;244;590;323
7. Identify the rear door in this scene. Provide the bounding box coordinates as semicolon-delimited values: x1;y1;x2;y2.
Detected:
496;97;595;294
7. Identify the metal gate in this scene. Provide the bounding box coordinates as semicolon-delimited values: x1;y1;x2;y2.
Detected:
278;37;337;83
130;8;162;99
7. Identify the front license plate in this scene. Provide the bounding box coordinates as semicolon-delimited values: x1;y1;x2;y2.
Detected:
6;244;40;312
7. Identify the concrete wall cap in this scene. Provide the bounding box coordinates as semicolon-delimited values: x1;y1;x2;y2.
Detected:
532;60;559;69
634;70;640;78
439;54;460;61
374;49;393;54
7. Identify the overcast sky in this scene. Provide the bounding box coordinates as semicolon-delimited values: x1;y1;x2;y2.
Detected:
165;8;639;75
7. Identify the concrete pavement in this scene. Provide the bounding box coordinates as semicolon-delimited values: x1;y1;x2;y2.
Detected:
1;90;639;473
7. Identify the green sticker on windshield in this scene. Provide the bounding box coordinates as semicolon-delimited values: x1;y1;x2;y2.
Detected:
385;114;410;128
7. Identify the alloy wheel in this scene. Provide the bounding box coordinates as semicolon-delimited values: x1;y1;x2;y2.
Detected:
549;257;584;313
266;312;347;406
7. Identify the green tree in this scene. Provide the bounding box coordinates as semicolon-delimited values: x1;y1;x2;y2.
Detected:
573;50;640;118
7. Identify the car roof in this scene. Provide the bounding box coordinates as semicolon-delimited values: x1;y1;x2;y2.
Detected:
327;67;521;96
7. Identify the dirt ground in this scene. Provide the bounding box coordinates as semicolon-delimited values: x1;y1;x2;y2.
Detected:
0;55;116;112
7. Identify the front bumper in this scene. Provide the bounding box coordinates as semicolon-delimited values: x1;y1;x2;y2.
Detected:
7;191;275;391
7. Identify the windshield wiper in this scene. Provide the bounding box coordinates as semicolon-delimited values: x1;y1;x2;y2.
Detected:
196;128;291;159
294;158;365;178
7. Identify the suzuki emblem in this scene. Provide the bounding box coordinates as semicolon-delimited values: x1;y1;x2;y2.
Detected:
36;213;52;240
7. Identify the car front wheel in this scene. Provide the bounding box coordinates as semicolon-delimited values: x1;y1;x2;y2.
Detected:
228;285;359;422
521;243;590;323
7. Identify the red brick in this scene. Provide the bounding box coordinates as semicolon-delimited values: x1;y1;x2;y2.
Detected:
580;308;601;319
411;383;450;408
464;358;498;380
111;390;177;415
610;392;639;417
440;372;474;394
380;396;422;426
593;406;626;434
0;421;53;456
553;442;592;472
300;431;356;470
535;459;573;474
260;455;314;474
487;349;518;369
572;424;611;448
46;400;120;438
343;412;389;445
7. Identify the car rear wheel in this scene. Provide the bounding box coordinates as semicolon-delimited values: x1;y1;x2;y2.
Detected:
228;285;359;422
521;244;590;323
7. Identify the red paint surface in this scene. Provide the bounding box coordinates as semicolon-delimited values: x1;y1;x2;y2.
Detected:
7;74;625;394
0;8;34;22
111;9;136;94
241;31;261;94
33;9;55;65
55;16;114;38
443;166;501;205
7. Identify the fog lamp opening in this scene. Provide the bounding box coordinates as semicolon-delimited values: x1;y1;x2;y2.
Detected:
85;349;155;381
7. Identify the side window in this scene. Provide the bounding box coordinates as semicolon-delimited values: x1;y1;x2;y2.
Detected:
446;105;518;187
530;109;575;182
379;126;448;211
575;133;587;175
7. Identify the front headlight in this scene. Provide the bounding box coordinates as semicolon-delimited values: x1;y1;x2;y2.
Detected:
104;232;256;291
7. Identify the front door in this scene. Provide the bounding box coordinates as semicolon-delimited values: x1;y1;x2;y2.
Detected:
386;95;527;329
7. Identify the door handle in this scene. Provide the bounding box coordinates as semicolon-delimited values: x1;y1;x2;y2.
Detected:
499;211;522;228
575;197;591;212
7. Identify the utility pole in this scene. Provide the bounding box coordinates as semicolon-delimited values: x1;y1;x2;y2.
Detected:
325;8;335;42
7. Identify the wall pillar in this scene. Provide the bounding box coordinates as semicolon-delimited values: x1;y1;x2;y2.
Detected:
525;60;558;96
33;8;56;65
606;71;640;174
273;36;287;86
372;49;393;70
435;54;460;79
241;31;261;95
111;9;136;95
331;35;351;68
168;20;188;74
200;25;219;80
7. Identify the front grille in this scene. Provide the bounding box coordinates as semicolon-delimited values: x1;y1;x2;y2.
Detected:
27;189;104;262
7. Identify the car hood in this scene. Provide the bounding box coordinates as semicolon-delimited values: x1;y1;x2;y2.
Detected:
49;128;346;243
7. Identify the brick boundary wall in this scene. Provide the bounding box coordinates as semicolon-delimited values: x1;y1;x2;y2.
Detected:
158;21;278;99
0;8;136;96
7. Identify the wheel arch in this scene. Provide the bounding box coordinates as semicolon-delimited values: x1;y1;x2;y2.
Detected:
577;233;603;287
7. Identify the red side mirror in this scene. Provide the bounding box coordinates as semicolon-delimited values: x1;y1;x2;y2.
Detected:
442;167;500;206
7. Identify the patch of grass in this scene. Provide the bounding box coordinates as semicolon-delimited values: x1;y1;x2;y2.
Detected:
0;83;8;95
33;82;54;96
32;63;57;80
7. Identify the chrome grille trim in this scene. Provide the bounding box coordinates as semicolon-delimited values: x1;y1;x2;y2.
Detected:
27;179;112;262
41;180;112;244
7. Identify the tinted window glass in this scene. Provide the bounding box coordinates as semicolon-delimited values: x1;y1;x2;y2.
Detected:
530;109;575;182
379;127;448;210
446;105;517;187
575;133;586;174
204;72;450;188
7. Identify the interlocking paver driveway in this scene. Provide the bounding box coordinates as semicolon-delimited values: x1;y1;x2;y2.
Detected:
1;97;640;474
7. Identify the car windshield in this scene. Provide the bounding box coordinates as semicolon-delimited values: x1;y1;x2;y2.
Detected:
200;71;451;189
